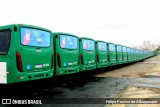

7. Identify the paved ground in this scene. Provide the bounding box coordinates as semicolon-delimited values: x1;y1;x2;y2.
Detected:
106;86;160;107
95;56;160;78
1;56;160;107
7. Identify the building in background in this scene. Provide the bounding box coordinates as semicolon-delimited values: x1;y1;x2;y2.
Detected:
143;41;146;49
147;41;151;50
135;40;159;50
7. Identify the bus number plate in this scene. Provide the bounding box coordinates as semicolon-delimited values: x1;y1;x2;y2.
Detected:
35;64;42;68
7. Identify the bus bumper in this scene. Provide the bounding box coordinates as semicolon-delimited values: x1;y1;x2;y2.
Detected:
8;69;54;84
55;66;79;76
108;60;116;66
80;64;96;71
96;62;108;68
116;60;123;65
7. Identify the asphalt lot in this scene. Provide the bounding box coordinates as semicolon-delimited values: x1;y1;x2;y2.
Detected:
1;56;160;107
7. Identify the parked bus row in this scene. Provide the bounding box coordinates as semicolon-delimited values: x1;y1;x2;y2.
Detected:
0;24;157;84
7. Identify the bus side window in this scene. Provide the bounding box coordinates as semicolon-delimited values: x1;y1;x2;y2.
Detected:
0;30;11;54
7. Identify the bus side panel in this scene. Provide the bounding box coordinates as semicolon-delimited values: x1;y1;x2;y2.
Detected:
7;26;17;83
0;62;7;84
0;26;16;84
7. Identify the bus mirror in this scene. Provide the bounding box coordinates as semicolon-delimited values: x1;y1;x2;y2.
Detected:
14;26;17;32
56;35;58;38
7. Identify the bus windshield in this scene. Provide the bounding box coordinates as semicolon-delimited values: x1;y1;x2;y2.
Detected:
21;28;51;47
123;47;126;52
109;44;115;51
60;35;78;49
82;39;94;51
117;46;122;52
0;30;11;54
98;42;107;51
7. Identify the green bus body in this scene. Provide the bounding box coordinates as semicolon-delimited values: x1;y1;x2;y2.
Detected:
116;44;123;65
0;24;157;84
144;50;147;59
136;49;138;61
133;49;136;61
127;47;131;63
144;51;147;58
140;50;144;61
139;50;142;61
122;46;127;63
53;32;79;75
138;50;141;61
108;43;116;66
0;24;54;84
153;51;157;56
79;37;96;71
142;50;145;60
130;48;134;62
95;40;108;68
136;50;139;61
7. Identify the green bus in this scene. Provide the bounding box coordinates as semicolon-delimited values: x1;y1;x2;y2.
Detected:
140;50;144;60
143;50;146;59
53;32;79;75
0;24;54;84
108;43;116;66
142;50;145;60
122;46;127;63
127;47;131;63
95;40;108;68
135;49;139;61
79;37;96;71
145;50;148;59
133;48;136;62
130;48;134;62
138;50;141;61
153;51;157;56
116;44;123;65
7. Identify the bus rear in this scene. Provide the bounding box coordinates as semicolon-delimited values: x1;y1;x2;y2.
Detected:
79;38;96;71
53;33;79;75
116;45;123;65
140;50;144;61
130;48;134;62
108;43;116;66
127;47;131;63
133;49;136;61
95;41;108;68
138;50;141;61
0;24;54;84
135;49;139;61
122;46;127;63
